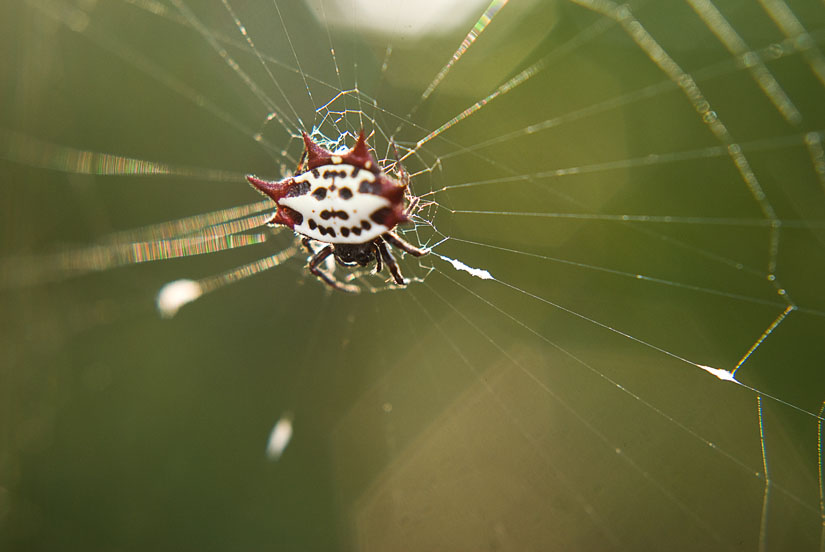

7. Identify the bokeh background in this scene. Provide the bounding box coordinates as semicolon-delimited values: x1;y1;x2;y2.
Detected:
2;1;825;550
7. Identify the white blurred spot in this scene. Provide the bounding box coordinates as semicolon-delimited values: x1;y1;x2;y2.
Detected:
266;413;294;461
436;254;493;280
156;279;202;318
698;365;738;382
304;0;492;39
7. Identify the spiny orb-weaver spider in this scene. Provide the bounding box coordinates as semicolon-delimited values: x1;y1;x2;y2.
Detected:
246;130;428;293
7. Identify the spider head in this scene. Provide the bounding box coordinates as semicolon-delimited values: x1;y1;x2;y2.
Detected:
333;242;376;267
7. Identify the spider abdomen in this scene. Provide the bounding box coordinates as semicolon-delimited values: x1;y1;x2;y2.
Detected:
279;166;394;244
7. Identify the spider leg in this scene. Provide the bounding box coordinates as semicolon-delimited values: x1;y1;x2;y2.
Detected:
389;138;425;221
295;148;308;174
377;240;406;286
372;240;383;274
334;255;355;268
301;237;315;256
308;244;360;293
389;139;410;189
383;231;429;257
404;195;420;217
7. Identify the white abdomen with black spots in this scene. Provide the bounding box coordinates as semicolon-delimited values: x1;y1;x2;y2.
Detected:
279;164;391;244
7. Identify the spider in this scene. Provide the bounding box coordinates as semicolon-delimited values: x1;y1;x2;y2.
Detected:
246;130;428;293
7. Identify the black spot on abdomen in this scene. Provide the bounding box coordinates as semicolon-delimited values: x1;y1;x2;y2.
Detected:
370;208;391;226
318;225;336;238
312;187;327;200
320;209;349;221
359;179;380;194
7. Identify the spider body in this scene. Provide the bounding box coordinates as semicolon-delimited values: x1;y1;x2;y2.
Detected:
247;131;427;292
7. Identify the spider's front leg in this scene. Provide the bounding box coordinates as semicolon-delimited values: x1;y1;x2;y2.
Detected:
294;147;308;174
372;241;383;275
301;237;315;256
384;231;429;257
308;244;360;293
377;240;406;286
404;195;420;217
389;139;410;189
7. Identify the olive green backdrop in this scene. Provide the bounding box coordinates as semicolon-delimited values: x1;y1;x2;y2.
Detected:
2;1;825;550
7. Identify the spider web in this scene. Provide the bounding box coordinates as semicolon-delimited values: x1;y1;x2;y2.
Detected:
2;0;825;550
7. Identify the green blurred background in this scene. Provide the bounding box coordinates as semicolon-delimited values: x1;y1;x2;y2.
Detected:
2;1;825;550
